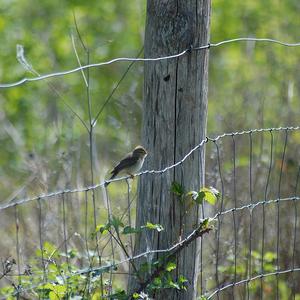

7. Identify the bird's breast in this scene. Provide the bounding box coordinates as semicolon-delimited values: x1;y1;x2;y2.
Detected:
127;157;145;174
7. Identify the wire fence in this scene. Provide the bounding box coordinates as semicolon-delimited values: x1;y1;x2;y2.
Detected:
0;36;300;299
0;126;299;299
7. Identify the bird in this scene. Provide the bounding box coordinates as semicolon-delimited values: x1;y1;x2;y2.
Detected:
105;146;148;186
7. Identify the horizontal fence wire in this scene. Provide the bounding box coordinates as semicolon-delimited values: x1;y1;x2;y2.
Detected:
0;126;299;212
0;37;300;88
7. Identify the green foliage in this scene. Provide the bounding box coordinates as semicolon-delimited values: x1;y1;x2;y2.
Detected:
123;225;141;235
122;222;164;235
171;181;185;197
0;229;189;299
0;286;14;300
0;242;81;298
93;216;165;238
172;182;220;208
108;289;128;300
147;264;188;293
38;283;67;300
194;187;220;205
142;222;164;232
95;224;109;235
165;261;176;272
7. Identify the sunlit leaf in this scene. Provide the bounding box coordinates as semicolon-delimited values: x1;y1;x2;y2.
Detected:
196;187;220;205
264;251;277;262
144;222;164;232
166;262;176;272
95;224;109;235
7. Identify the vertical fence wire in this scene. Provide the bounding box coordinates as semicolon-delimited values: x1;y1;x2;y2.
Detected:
292;166;300;299
126;180;133;256
200;144;206;296
276;130;288;299
84;190;91;263
231;135;237;299
246;132;253;300
37;198;47;286
105;186;115;297
62;194;69;268
61;193;70;297
214;139;225;300
83;191;91;297
14;205;21;298
260;129;274;299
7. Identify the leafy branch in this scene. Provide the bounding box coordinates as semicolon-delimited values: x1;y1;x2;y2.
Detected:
131;218;213;297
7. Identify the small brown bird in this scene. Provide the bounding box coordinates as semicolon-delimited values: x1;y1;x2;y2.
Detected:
105;146;148;186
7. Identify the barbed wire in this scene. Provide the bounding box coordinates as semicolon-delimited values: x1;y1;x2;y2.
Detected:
0;126;299;212
0;37;300;89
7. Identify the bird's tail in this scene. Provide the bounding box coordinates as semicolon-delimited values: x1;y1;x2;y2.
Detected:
104;172;117;187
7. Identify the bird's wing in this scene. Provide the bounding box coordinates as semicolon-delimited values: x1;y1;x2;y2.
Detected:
111;155;139;175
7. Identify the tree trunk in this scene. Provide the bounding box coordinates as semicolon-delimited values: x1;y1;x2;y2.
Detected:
129;1;210;299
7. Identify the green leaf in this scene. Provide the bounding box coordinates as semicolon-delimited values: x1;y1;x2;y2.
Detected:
202;218;209;226
251;250;261;260
165;262;176;272
167;280;180;290
38;241;58;259
109;216;124;233
178;275;188;284
51;284;66;295
108;289;127;300
178;275;188;290
68;249;77;259
144;222;164;232
0;286;15;300
95;224;109;235
153;277;162;286
197;187;220;205
196;191;206;204
199;218;216;231
264;251;277;262
171;181;184;197
123;226;141;235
